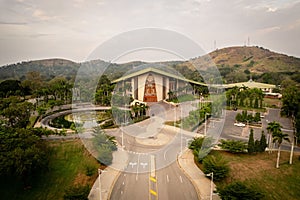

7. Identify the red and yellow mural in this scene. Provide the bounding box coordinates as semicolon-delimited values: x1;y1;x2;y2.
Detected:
143;74;157;102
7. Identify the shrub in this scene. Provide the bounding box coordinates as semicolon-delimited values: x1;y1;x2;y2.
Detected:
247;129;255;154
189;137;214;162
189;137;204;151
202;154;229;181
218;181;264;200
218;139;247;153
97;147;113;166
259;132;267;152
85;164;96;177
63;184;90;200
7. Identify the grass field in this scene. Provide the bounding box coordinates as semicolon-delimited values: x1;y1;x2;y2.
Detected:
196;150;300;200
263;97;282;108
0;140;101;200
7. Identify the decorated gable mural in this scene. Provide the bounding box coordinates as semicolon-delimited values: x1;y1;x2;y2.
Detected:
143;74;158;102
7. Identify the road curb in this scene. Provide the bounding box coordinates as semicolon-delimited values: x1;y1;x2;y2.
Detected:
107;168;122;200
176;149;203;200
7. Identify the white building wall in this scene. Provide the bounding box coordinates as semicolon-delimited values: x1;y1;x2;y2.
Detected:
166;78;169;98
153;73;163;101
137;73;148;101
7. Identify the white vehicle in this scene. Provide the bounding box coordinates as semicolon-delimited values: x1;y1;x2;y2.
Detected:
234;122;246;127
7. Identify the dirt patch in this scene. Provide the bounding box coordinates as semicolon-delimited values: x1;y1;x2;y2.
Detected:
73;173;90;186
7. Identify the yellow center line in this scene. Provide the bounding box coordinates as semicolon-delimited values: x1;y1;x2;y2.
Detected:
150;189;157;196
150;176;157;183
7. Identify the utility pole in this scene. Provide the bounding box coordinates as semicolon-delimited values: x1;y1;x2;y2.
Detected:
206;172;214;200
289;114;296;164
214;40;217;50
98;169;102;200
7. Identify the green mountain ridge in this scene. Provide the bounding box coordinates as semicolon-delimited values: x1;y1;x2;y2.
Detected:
1;46;299;84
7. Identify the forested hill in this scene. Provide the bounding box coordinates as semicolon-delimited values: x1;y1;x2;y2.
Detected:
1;46;300;85
0;59;80;81
0;58;181;82
187;46;300;84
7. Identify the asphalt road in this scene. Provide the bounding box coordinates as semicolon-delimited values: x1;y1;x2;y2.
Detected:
110;158;198;200
109;102;199;200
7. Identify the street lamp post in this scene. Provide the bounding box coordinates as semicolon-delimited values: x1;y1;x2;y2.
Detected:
98;169;102;200
206;172;214;200
204;113;210;136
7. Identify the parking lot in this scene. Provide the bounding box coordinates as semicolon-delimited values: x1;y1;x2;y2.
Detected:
218;108;294;141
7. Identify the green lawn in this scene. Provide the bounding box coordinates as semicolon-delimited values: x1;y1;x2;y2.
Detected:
0;140;101;200
196;150;300;200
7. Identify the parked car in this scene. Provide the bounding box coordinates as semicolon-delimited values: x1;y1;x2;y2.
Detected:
234;122;246;127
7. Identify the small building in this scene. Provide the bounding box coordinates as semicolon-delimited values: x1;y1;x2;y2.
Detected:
225;79;276;93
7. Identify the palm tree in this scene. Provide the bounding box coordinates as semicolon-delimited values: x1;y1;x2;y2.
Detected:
273;131;290;168
267;121;282;152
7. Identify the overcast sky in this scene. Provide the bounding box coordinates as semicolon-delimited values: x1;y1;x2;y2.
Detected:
0;0;299;66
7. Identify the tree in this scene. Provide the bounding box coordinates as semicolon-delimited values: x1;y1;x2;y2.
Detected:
92;127;117;165
0;80;24;98
254;112;261;122
281;83;300;164
24;71;43;97
259;131;267;152
202;154;230;181
218;139;247;153
95;75;113;106
63;184;90;200
254;140;260;153
0;127;50;186
235;113;243;122
218;181;264;200
267;121;282;152
2;101;33;128
247;129;255;154
273;131;290;168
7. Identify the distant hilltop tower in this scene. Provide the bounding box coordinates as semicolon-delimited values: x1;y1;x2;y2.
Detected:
214;40;217;50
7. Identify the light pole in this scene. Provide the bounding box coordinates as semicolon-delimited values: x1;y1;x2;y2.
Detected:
204;113;210;136
206;172;214;200
98;169;102;200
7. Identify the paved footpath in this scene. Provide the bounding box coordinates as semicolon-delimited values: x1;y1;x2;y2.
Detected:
178;149;221;200
88;147;127;200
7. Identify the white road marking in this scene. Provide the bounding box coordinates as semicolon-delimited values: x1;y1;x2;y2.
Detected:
166;174;169;183
179;176;183;183
129;162;137;168
136;154;140;181
122;181;125;185
164;151;167;160
140;162;148;169
121;191;123;195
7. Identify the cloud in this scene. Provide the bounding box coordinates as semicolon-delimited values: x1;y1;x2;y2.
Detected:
287;19;300;31
0;21;27;25
267;7;277;12
28;33;55;38
32;9;51;20
256;26;281;35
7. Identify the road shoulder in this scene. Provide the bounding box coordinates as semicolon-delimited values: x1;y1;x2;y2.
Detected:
177;149;220;200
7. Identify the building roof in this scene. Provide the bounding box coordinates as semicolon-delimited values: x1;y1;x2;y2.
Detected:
112;66;207;86
225;79;276;89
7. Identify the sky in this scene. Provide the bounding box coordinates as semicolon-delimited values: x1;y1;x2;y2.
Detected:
0;0;300;66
